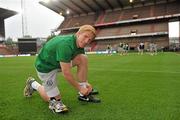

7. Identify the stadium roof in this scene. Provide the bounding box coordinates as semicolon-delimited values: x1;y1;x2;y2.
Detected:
39;0;177;17
0;7;17;19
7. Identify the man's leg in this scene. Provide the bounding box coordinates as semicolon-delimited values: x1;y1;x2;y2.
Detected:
72;54;88;84
36;85;49;102
72;54;99;94
24;70;68;113
24;76;60;102
72;54;100;103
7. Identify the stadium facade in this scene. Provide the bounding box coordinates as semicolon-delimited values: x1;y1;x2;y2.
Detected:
40;0;180;52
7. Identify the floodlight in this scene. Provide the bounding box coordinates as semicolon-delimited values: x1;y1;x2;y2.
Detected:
59;12;63;15
130;0;133;3
66;10;70;14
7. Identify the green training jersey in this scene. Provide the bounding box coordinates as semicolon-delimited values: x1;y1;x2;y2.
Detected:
35;34;85;73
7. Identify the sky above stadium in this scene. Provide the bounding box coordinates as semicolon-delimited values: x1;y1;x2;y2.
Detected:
0;0;64;40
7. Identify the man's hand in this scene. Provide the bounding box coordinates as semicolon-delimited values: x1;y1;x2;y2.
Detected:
86;83;93;94
79;83;93;96
79;87;89;96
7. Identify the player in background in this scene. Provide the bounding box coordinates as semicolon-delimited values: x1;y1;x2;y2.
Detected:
117;42;124;56
138;42;145;55
107;44;112;56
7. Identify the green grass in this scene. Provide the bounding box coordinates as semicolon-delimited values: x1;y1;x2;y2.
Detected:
0;52;180;120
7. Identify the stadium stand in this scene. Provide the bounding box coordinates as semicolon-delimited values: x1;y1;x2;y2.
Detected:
0;7;17;55
63;14;97;28
103;10;121;23
40;0;180;51
0;43;18;55
0;7;17;39
120;6;151;20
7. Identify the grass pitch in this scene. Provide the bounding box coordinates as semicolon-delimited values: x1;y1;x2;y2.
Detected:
0;52;180;120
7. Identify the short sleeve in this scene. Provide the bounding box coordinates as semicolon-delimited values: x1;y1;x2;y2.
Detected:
56;44;72;63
